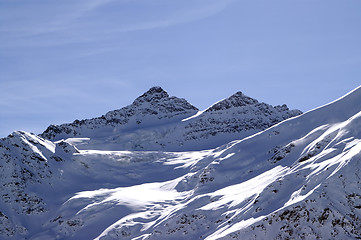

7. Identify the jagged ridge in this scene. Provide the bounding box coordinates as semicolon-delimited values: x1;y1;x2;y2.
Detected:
41;87;199;140
40;87;302;151
1;86;361;239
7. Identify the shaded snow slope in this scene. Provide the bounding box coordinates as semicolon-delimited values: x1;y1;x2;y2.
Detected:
40;87;301;151
0;86;361;239
52;86;361;240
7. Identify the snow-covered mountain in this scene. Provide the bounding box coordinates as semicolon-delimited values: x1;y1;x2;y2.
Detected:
40;87;301;151
2;86;361;239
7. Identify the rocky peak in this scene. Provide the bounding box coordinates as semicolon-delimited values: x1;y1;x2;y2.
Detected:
274;104;289;112
132;86;169;105
205;91;259;112
40;87;199;140
39;87;301;146
105;86;198;119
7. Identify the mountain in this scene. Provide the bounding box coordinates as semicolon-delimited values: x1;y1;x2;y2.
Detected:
40;87;301;151
3;86;361;239
40;87;199;140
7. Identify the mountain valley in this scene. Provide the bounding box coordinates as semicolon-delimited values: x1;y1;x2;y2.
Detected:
1;86;361;239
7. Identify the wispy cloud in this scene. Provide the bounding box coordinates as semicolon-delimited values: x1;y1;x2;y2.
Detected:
54;0;115;25
110;0;235;33
0;0;114;35
0;0;116;48
0;0;235;48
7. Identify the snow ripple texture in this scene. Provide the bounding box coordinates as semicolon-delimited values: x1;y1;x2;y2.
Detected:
4;86;361;239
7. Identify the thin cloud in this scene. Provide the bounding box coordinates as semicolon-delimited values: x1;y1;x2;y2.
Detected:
49;0;116;28
0;0;235;48
110;0;235;33
0;0;114;35
0;0;116;48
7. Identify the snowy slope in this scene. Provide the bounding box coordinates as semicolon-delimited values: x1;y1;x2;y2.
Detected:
37;85;361;240
40;87;301;151
1;86;361;239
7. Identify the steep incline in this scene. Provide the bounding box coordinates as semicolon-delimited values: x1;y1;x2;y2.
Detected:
41;87;199;140
4;86;361;239
40;87;301;151
0;131;56;237
180;91;302;149
40;86;361;240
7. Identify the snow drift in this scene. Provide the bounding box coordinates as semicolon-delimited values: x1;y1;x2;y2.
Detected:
1;86;361;239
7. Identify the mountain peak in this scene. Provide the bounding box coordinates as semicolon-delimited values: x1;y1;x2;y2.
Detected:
40;86;199;140
205;91;259;112
4;86;361;240
39;87;301;149
133;86;169;104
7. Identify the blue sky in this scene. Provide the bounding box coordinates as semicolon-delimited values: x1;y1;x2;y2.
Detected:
1;0;361;137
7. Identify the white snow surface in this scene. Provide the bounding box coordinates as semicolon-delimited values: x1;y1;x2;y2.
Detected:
40;87;301;151
1;86;361;239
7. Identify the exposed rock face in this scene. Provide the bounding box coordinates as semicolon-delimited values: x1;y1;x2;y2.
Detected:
40;87;302;151
0;131;55;237
133;86;170;104
41;87;199;140
182;92;302;144
2;86;361;240
205;91;259;111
